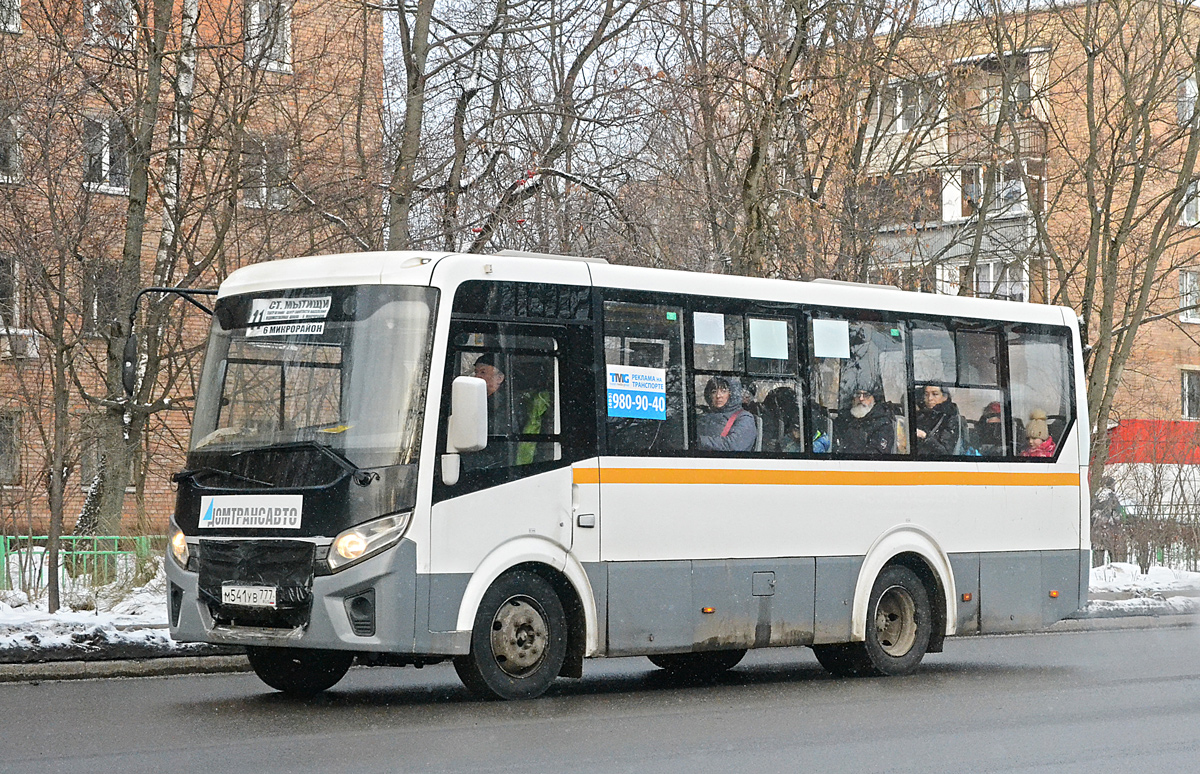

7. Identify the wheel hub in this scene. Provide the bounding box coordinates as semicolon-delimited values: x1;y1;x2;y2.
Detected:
874;584;918;657
490;596;549;677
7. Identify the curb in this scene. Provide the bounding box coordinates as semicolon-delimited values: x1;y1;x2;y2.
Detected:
0;654;251;683
1049;613;1198;632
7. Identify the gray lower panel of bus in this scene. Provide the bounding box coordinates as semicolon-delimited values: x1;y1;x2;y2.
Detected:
415;549;1087;656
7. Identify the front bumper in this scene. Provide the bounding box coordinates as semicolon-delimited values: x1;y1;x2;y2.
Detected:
165;537;418;652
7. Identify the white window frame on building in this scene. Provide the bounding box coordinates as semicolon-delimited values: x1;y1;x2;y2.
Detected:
1183;369;1200;419
956;259;1027;302
942;160;1045;221
245;0;292;72
1183;181;1200;227
85;0;135;49
0;103;21;184
1181;269;1200;323
871;78;936;135
0;0;20;34
1179;74;1198;125
83;115;129;194
241;134;290;208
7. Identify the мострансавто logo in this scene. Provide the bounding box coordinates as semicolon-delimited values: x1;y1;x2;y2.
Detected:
199;495;303;529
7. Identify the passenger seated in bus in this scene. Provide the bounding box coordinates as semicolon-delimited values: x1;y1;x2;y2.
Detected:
697;376;756;452
833;388;893;454
976;401;1005;455
915;385;960;456
761;386;803;453
1021;410;1057;457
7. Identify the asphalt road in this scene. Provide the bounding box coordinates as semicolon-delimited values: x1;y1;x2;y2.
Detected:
1;625;1197;774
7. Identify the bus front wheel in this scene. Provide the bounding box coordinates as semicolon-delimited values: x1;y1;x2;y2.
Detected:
246;646;354;697
813;564;932;678
454;570;568;700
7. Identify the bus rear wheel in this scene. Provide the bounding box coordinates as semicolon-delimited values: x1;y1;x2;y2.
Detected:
648;649;746;678
246;646;354;697
454;570;568;700
813;564;932;678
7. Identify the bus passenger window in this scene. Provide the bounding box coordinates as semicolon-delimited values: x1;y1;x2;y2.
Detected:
603;301;687;455
810;317;908;456
1008;327;1072;458
912;322;1004;457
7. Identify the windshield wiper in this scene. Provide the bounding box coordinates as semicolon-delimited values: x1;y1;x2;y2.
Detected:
172;466;276;488
239;440;379;487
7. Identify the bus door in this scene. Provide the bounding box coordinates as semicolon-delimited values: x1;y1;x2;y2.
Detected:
433;322;573;551
430;307;598;597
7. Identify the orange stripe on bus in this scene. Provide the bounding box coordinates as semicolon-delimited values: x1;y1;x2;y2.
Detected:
571;467;1078;487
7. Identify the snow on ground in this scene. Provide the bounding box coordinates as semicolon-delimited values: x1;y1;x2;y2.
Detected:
0;561;1196;662
0;556;222;662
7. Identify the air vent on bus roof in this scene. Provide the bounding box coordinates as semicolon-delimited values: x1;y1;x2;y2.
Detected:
492;249;608;264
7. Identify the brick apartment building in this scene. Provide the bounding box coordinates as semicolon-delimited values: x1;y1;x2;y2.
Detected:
856;3;1200;505
0;0;383;536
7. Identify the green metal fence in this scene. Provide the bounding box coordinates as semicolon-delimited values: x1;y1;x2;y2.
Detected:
0;535;165;591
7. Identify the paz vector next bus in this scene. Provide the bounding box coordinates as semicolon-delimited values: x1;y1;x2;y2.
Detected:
164;250;1090;699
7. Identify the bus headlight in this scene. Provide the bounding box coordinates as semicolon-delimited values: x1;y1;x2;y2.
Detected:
328;512;411;571
168;520;189;568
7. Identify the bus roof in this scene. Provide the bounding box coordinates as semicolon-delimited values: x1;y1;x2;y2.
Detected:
218;250;1075;328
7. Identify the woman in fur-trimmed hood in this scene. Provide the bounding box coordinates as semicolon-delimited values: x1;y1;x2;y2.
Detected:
697;377;756;452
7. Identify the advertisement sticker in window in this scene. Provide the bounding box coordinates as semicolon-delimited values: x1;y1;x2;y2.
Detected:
606;364;667;420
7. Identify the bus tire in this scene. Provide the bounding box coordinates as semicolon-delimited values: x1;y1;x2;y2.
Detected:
811;643;871;677
813;565;931;677
454;570;568;700
648;649;746;677
246;646;353;697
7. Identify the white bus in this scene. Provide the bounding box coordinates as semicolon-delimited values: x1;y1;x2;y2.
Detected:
163;250;1089;699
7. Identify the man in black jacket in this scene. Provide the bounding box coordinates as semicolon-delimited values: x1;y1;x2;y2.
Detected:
833;389;893;454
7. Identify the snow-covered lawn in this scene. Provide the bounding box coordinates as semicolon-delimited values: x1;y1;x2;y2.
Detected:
0;561;1197;662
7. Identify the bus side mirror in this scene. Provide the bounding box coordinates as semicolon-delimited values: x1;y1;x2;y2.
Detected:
121;334;138;396
441;376;488;485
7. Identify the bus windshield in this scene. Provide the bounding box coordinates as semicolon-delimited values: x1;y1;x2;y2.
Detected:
189;285;437;468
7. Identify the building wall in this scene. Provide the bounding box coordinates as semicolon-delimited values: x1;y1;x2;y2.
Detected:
0;0;384;536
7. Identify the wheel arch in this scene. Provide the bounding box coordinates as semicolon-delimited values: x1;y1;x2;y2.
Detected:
454;536;598;674
850;525;956;648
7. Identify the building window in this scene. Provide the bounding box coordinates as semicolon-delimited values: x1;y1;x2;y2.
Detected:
0;104;20;183
0;412;19;485
0;0;18;34
83;115;129;193
1184;181;1200;227
959;260;1026;302
242;135;289;208
82;262;120;335
977;55;1032;125
1184;370;1200;419
245;0;291;71
0;253;17;328
1181;270;1200;322
871;79;934;135
1180;75;1197;125
86;0;134;48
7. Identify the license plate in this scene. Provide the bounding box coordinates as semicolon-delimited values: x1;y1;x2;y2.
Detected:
221;585;277;608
